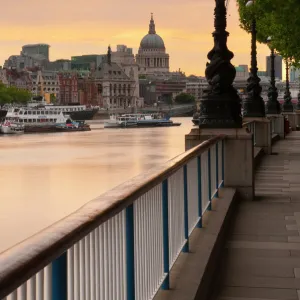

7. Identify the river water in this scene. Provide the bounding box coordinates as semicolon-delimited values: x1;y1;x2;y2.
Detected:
0;117;193;252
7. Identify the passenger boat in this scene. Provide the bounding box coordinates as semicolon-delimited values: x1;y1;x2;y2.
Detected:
28;97;99;120
0;118;24;134
5;107;91;133
104;115;137;128
104;113;181;128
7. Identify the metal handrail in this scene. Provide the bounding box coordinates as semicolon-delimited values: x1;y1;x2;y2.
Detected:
0;135;226;299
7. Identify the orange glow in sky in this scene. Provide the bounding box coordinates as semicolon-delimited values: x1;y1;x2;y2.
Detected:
0;0;269;75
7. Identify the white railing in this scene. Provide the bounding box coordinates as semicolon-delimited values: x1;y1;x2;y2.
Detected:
0;136;225;300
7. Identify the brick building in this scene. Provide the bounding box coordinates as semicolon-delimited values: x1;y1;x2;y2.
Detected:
58;72;79;104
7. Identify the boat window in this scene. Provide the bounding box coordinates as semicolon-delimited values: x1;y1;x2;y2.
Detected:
54;119;57;122
28;119;32;122
45;111;48;115
33;111;36;115
19;111;23;115
28;111;32;115
24;119;27;123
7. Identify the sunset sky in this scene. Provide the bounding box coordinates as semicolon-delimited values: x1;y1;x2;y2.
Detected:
0;0;270;75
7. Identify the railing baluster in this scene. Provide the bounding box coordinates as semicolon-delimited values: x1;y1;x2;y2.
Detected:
10;290;17;300
85;235;90;300
74;244;80;300
162;179;170;290
19;283;27;300
126;204;135;300
183;165;189;253
208;149;212;211
30;275;36;300
79;239;85;300
197;156;202;228
46;264;52;300
215;143;219;197
67;248;74;300
90;232;96;300
52;252;67;300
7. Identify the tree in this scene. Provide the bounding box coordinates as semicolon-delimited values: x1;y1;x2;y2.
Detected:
237;0;300;66
50;93;57;104
174;93;195;105
0;83;31;106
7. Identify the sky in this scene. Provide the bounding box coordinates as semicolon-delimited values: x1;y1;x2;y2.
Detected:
0;0;270;76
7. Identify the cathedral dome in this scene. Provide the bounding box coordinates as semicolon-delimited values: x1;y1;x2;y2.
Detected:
140;34;165;50
139;14;165;50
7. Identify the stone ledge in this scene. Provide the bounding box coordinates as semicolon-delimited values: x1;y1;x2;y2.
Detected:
154;188;237;300
254;147;264;169
271;134;280;144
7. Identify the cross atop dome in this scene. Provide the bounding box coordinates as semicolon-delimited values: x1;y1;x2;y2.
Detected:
148;13;156;34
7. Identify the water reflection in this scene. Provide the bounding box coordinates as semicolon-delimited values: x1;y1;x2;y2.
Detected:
0;117;193;252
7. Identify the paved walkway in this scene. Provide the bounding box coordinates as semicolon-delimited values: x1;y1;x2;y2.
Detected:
214;131;300;300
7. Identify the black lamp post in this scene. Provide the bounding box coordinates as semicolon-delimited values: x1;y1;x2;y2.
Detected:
198;0;242;128
282;59;294;112
242;0;265;118
265;37;281;114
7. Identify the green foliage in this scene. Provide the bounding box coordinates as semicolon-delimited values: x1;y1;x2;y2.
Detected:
174;93;195;105
0;83;32;106
50;93;57;104
237;0;300;66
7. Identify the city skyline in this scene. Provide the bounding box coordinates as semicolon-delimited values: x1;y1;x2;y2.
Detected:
0;0;270;75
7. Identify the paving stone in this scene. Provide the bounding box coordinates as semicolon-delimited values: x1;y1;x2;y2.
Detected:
219;287;298;300
294;268;300;278
224;275;300;289
289;237;300;243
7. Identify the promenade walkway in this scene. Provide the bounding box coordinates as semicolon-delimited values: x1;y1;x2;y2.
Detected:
214;131;300;300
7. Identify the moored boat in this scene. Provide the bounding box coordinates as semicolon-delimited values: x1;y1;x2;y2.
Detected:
104;113;181;128
0;118;24;134
5;107;91;134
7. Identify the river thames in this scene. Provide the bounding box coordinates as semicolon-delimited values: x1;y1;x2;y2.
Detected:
0;117;193;252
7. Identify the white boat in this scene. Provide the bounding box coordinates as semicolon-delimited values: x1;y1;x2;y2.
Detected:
104;113;181;128
0;118;24;134
6;107;68;127
104;114;137;128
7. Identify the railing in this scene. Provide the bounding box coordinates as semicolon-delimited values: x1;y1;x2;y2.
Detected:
0;136;225;300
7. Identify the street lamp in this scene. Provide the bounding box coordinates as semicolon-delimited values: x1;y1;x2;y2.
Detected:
265;36;281;114
242;0;266;117
198;0;242;128
282;59;294;112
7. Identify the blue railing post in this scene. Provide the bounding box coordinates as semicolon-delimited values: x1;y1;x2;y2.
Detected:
215;143;219;197
126;204;135;300
197;156;202;228
183;165;189;252
162;179;170;290
208;149;212;211
52;252;67;300
221;139;225;187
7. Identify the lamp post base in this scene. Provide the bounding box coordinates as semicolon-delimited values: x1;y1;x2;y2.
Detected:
282;103;294;113
266;100;281;115
243;97;266;118
199;92;242;128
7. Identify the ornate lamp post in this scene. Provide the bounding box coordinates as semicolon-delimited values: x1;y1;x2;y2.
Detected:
198;0;242;128
265;36;281;114
282;59;294;112
242;0;265;117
